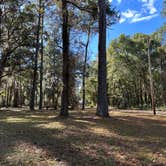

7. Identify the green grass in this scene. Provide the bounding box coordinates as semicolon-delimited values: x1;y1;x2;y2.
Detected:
0;108;166;166
157;106;166;111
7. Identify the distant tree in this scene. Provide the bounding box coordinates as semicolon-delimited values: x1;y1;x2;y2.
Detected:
162;0;166;16
30;0;42;111
81;23;91;110
147;37;156;115
0;0;35;86
85;32;165;110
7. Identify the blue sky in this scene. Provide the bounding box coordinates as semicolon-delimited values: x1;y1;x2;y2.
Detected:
89;0;165;59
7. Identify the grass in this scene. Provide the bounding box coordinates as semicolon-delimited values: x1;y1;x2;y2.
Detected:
157;106;166;111
0;108;166;166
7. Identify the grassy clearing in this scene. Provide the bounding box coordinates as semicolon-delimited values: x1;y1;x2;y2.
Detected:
0;108;166;166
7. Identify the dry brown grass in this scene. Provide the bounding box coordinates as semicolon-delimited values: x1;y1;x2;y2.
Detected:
0;108;166;166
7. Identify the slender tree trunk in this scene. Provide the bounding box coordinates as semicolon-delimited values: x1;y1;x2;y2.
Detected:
52;90;55;108
0;53;8;86
144;91;147;106
13;81;19;107
30;0;42;111
96;0;109;117
140;79;143;108
5;82;7;107
0;4;2;40
82;26;91;110
6;86;10;107
0;4;8;86
55;91;61;110
8;86;12;106
60;0;69;117
19;76;23;107
147;38;156;115
39;1;44;110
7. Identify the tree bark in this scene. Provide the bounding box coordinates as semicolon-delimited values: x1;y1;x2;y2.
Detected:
39;1;44;110
30;0;42;111
96;0;109;117
82;26;91;110
13;80;19;107
60;0;69;117
0;52;8;86
147;38;156;115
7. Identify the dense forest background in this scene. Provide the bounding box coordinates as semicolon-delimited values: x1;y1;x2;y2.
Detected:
0;0;166;114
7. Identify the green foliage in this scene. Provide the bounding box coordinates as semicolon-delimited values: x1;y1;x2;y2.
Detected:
85;33;166;108
162;0;166;16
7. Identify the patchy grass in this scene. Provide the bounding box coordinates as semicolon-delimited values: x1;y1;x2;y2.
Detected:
0;108;166;166
157;106;166;112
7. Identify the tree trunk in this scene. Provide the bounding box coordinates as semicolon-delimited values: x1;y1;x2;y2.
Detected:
0;53;8;86
5;82;7;107
30;0;42;111
6;86;10;107
139;79;143;108
82;26;91;110
13;81;19;107
55;91;61;110
144;91;147;106
96;0;109;117
147;38;156;115
60;0;69;117
39;1;44;110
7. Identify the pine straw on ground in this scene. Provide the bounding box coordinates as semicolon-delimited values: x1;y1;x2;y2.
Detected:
0;108;166;166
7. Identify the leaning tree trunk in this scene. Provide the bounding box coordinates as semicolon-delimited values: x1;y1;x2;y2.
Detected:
96;0;109;117
30;0;42;111
82;26;91;110
60;0;69;117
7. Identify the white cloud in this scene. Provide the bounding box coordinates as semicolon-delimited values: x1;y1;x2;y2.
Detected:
141;0;148;2
117;0;122;3
109;0;122;4
122;9;137;18
130;13;158;23
119;17;126;23
140;0;157;14
119;0;158;24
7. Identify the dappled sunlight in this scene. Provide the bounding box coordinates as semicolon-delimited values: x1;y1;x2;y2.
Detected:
36;121;66;130
0;109;166;166
73;119;95;125
2;117;31;123
90;126;110;135
3;141;67;166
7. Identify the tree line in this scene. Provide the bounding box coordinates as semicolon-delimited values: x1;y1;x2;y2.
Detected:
85;33;166;114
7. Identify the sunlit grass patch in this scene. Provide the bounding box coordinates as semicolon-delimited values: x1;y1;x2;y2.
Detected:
4;117;31;123
37;122;66;130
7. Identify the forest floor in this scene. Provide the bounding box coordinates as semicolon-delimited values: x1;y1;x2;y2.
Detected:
0;108;166;166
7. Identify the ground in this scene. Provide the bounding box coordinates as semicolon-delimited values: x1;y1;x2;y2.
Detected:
0;108;166;166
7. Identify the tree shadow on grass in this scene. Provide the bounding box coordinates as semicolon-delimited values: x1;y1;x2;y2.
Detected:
0;110;118;166
0;109;166;166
